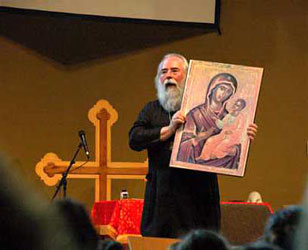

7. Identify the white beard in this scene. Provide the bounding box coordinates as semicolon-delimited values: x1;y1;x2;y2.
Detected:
155;78;184;112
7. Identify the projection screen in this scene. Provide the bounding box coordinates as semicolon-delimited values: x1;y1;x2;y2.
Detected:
0;0;217;24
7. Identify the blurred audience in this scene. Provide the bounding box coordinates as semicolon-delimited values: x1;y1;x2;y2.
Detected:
2;152;308;250
263;205;303;250
174;229;230;250
0;155;76;250
295;180;308;250
234;240;282;250
97;239;124;250
51;198;100;250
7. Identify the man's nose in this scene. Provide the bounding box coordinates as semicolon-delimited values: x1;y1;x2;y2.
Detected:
166;71;173;79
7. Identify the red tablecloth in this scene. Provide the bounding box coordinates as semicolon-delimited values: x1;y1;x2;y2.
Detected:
91;199;273;242
92;199;144;241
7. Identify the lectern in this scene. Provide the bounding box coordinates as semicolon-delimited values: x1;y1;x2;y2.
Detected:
127;236;180;250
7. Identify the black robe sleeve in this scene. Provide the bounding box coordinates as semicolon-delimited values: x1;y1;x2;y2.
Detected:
129;101;165;151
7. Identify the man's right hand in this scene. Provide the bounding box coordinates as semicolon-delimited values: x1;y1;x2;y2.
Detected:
169;111;186;133
160;110;185;141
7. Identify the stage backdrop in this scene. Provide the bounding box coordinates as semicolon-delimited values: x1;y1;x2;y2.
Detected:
0;0;307;212
0;0;217;23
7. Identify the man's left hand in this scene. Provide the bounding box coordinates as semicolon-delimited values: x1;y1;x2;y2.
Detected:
247;123;258;140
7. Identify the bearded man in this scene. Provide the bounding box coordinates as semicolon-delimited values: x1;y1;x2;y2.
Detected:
129;53;257;238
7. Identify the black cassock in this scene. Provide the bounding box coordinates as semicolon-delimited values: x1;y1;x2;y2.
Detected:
129;100;220;238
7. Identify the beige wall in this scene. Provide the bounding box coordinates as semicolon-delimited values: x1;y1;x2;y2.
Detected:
0;0;307;211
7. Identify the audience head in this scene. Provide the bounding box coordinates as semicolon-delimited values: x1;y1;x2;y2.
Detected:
175;229;230;250
169;242;180;250
51;198;99;250
247;191;263;203
237;240;283;250
264;205;303;250
0;156;46;250
97;239;123;250
0;155;76;250
295;180;308;250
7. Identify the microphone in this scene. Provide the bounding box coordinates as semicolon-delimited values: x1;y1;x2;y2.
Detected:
78;130;90;159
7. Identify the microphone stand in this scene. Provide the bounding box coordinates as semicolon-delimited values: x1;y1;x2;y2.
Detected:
51;142;83;202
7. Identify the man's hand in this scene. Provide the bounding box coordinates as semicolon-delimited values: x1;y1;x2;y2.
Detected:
169;111;186;133
247;123;258;140
160;111;185;141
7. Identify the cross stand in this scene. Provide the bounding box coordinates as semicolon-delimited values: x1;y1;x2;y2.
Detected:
37;100;148;202
51;142;83;201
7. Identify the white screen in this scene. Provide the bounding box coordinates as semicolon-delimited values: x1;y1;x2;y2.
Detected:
0;0;216;24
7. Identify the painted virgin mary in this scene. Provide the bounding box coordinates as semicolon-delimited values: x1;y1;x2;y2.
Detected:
177;73;241;169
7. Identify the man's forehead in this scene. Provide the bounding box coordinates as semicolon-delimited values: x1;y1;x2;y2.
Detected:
161;56;184;69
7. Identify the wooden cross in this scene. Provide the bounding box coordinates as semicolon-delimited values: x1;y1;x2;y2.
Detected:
36;99;148;201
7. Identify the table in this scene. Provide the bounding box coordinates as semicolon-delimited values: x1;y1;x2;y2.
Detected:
91;199;273;244
92;199;144;243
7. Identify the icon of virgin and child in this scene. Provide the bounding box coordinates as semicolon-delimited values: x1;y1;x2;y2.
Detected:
176;73;247;170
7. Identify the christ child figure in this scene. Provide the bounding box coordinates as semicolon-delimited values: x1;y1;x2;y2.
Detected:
196;98;247;161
